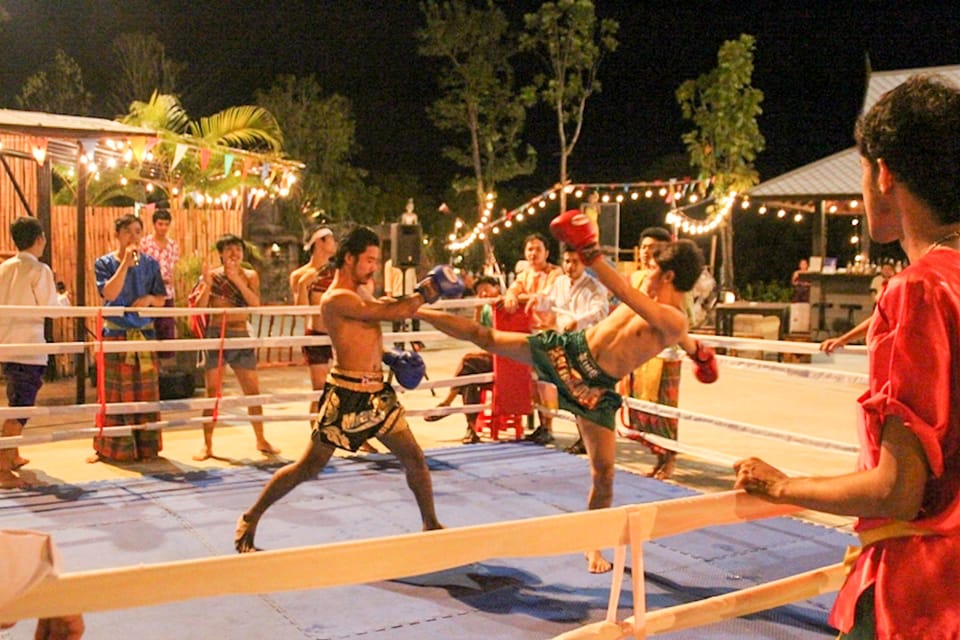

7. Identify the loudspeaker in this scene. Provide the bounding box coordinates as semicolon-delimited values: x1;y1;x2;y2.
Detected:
596;202;620;252
390;223;422;267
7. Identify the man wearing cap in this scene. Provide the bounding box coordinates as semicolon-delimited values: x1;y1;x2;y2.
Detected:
290;228;378;454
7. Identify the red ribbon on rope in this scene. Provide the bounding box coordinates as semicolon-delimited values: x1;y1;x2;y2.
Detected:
95;310;107;434
210;312;228;424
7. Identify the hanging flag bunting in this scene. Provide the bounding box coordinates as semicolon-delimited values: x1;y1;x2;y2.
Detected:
171;143;188;170
198;148;212;171
260;162;271;181
78;138;99;157
129;137;146;163
141;202;157;218
143;137;159;155
223;153;234;177
241;157;253;179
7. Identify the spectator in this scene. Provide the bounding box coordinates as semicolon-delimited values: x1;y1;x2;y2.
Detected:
1;528;85;638
736;72;960;639
55;281;71;306
502;233;561;445
791;258;810;302
190;234;278;461
139;207;180;366
89;214;166;463
529;249;608;453
0;217;59;487
619;227;717;480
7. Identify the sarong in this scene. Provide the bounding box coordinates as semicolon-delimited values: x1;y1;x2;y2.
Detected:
526;330;621;429
93;334;162;461
619;357;681;455
454;352;493;407
312;368;409;452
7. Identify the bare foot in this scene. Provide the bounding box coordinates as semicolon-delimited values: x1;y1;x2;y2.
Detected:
0;469;25;489
86;453;102;464
358;441;379;454
424;521;445;531
257;441;281;456
12;456;29;470
192;447;213;461
234;514;260;553
586;549;613;573
651;453;676;481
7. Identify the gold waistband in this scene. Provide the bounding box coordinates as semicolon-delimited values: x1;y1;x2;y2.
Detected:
843;520;936;574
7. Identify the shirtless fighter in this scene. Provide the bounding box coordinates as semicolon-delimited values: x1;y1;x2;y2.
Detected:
417;209;712;572
235;226;463;552
290;227;378;454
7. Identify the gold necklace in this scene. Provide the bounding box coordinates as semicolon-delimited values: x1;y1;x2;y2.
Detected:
926;230;960;255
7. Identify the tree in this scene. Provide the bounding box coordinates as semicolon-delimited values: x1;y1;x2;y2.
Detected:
16;48;94;115
519;0;618;211
255;75;370;224
676;33;765;291
418;0;536;271
108;32;186;116
52;91;287;207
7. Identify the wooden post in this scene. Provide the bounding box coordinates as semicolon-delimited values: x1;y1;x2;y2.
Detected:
74;158;87;404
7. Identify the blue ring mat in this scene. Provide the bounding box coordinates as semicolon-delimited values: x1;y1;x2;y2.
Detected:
1;444;853;639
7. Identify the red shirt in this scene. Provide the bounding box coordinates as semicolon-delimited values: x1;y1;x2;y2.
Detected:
830;249;960;638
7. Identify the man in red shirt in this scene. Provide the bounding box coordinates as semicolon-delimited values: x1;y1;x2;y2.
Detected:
735;74;960;639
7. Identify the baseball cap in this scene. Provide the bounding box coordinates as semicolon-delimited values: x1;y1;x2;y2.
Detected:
304;227;334;251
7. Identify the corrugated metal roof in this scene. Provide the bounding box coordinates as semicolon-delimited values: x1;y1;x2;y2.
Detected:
750;64;960;200
0;109;155;138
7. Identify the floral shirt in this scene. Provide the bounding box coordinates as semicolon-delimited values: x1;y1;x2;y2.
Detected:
140;234;180;299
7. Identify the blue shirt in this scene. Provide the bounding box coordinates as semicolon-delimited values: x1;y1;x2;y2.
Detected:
94;253;166;334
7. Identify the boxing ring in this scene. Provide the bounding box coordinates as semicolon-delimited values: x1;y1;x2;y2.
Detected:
0;302;866;638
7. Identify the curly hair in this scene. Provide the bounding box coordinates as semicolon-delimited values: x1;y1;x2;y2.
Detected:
856;74;960;224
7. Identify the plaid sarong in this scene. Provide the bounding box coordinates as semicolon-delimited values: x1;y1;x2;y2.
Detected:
92;334;162;461
620;358;681;455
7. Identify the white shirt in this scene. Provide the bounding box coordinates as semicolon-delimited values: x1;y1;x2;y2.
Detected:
0;252;58;365
537;272;609;332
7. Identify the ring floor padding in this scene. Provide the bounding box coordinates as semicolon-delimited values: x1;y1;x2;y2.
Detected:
1;444;853;639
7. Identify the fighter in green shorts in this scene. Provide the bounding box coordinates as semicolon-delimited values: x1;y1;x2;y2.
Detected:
419;212;708;573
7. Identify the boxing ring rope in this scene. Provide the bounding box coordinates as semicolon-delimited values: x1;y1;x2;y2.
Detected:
0;489;849;640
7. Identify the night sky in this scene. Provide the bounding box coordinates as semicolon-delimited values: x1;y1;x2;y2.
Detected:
3;1;959;281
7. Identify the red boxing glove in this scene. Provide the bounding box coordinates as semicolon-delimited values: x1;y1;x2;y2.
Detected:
549;209;602;264
691;340;718;384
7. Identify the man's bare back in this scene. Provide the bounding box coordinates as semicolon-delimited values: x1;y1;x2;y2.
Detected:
584;301;687;379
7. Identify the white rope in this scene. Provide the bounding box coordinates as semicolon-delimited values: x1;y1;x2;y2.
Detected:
0;297;488;319
714;354;868;386
620;396;859;454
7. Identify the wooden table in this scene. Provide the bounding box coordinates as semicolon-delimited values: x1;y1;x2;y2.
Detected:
714;302;791;341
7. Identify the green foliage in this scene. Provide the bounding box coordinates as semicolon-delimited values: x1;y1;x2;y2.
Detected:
255;75;369;224
519;0;618;208
675;34;765;196
418;0;536;205
108;32;186;116
675;34;765;291
741;280;792;303
16;48;94;115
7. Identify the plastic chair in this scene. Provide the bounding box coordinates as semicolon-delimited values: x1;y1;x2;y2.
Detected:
472;306;532;441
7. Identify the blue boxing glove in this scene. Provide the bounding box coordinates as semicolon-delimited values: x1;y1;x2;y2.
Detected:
382;349;426;390
415;265;465;304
